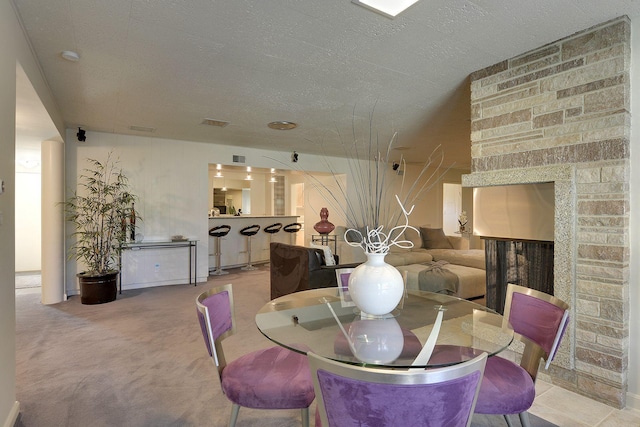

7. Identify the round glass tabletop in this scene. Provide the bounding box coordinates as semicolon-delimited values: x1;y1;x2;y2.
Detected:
255;288;514;368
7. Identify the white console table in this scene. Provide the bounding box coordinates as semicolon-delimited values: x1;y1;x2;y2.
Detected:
119;240;197;293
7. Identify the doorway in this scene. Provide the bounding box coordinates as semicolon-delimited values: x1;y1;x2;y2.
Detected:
15;64;48;294
15;160;42;292
442;183;462;236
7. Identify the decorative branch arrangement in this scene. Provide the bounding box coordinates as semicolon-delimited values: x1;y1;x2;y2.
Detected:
293;107;451;253
344;195;419;254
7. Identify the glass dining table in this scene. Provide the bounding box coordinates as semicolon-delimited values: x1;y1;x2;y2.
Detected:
255;288;514;368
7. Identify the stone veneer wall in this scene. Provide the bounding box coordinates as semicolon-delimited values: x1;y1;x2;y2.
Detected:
463;17;630;408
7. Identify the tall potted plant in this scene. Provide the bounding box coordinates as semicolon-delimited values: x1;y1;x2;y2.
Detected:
65;152;139;304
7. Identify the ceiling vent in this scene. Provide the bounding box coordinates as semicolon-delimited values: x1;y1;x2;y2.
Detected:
232;155;246;163
129;125;155;132
201;118;229;127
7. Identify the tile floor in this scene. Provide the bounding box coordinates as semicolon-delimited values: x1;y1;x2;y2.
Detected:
531;379;640;426
15;275;640;426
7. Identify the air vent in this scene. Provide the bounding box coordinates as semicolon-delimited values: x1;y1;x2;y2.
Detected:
201;118;229;127
129;125;156;132
232;155;246;163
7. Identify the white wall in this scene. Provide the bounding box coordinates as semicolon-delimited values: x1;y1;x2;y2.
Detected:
0;2;17;422
1;0;65;425
627;14;640;411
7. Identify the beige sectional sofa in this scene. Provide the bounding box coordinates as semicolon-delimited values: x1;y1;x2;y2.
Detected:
334;226;486;300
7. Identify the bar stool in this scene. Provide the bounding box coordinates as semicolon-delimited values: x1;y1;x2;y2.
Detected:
209;225;231;276
264;222;283;249
283;222;302;245
239;224;261;271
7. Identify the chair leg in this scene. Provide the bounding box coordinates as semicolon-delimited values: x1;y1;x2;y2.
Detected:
228;404;240;427
211;236;229;276
241;236;258;271
504;414;515;427
519;412;531;427
301;407;309;427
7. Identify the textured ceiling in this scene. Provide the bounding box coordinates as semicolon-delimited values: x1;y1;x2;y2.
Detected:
13;0;640;169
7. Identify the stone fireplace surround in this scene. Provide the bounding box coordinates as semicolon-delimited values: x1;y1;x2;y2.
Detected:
463;17;630;408
464;167;576;367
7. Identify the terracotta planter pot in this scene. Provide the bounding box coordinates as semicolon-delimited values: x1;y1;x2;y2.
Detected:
78;271;118;305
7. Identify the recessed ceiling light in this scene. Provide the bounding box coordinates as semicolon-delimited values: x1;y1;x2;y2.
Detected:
201;118;229;127
61;50;80;62
351;0;420;18
268;121;297;130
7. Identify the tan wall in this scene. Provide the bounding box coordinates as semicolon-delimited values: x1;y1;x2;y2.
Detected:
465;17;630;407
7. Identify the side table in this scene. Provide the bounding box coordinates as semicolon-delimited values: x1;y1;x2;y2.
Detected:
311;234;337;254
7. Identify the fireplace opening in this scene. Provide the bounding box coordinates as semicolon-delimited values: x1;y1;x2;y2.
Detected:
483;238;554;313
473;182;555;313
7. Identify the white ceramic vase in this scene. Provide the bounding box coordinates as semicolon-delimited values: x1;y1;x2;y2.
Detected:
348;252;404;316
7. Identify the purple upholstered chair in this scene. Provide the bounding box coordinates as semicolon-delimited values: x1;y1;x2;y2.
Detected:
196;284;315;427
309;351;487;427
474;283;570;427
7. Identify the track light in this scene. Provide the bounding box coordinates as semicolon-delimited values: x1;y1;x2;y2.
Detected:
77;127;86;142
291;151;299;163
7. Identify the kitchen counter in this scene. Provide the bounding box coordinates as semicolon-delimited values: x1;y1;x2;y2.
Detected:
208;214;298;219
208;215;300;270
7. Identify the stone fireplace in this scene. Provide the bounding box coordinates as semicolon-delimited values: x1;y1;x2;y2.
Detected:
463;17;630;407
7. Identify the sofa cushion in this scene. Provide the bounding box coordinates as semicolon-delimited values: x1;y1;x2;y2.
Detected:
396;263;486;299
420;227;454;249
424;249;486;270
384;250;433;267
310;243;336;266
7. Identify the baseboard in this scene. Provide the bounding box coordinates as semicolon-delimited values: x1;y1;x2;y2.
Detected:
3;401;20;427
627;391;640;411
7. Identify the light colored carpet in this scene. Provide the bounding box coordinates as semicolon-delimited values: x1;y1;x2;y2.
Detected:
15;272;41;289
15;267;556;427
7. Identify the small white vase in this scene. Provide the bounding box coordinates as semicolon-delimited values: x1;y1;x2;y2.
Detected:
348;252;404;316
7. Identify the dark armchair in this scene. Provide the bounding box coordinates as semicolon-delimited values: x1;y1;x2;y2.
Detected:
270;242;360;299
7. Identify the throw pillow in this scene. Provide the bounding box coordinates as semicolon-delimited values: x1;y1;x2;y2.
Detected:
404;228;423;249
420;227;454;249
309;243;336;266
